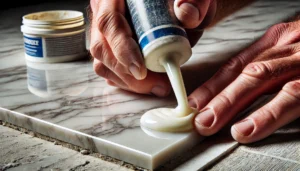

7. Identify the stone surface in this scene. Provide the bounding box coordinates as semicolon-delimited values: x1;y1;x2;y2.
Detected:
0;2;204;169
0;124;132;171
1;0;300;170
1;119;299;170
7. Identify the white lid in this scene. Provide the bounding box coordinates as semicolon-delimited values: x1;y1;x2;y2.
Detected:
25;18;84;27
23;20;85;30
21;24;85;35
23;10;84;25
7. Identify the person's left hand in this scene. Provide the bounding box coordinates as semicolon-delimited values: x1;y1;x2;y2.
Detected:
188;19;300;143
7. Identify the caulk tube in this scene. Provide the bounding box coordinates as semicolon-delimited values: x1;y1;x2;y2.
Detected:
126;0;192;73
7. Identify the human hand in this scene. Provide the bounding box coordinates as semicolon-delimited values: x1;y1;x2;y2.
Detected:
89;0;216;96
188;19;300;143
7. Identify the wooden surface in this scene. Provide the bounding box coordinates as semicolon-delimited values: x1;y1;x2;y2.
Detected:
1;119;299;171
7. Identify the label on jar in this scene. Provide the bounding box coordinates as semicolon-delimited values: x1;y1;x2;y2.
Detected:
23;31;86;59
44;32;86;57
24;36;43;57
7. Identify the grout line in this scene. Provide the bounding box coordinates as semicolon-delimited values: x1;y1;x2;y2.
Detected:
240;147;300;165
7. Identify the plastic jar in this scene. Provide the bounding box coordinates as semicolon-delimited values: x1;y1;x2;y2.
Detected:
21;10;87;63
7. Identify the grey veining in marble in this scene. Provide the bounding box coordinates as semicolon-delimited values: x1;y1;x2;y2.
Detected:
1;0;300;170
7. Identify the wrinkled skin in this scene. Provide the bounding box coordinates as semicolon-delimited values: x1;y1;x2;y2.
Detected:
188;21;300;143
89;0;300;144
89;0;216;97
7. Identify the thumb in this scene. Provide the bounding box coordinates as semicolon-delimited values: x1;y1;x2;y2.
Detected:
174;0;216;29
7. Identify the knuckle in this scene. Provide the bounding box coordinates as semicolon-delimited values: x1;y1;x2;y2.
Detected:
110;59;121;73
252;48;276;62
285;80;300;90
290;45;300;54
220;57;245;73
242;62;272;80
111;36;139;62
267;46;297;59
111;34;125;52
201;84;215;97
265;23;288;45
288;30;300;44
268;23;288;36
188;85;214;110
256;108;278;123
90;41;104;60
93;61;110;78
283;81;300;101
215;92;233;109
97;11;122;35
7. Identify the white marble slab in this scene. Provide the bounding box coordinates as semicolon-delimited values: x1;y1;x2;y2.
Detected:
0;58;205;170
0;0;300;170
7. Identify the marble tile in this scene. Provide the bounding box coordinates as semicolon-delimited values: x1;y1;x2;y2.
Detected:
0;59;204;170
1;0;300;170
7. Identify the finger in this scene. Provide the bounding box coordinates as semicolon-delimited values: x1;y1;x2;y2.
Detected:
188;24;287;110
96;62;171;97
120;71;171;97
105;79;133;93
96;0;147;80
253;42;300;62
174;0;213;29
92;41;171;97
93;58;127;88
106;79;117;87
90;28;129;77
231;80;300;143
194;54;300;136
91;32;171;96
183;0;216;46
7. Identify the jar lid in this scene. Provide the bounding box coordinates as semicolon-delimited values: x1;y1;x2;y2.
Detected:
21;24;86;35
22;10;84;25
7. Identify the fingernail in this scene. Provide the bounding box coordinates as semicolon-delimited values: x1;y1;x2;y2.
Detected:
195;109;215;128
188;99;197;109
151;86;168;97
129;64;144;80
233;119;254;136
178;2;200;20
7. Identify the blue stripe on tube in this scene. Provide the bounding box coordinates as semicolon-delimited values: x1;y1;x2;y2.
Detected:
139;27;187;50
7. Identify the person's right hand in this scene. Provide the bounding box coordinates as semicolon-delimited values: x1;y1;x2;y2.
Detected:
89;0;216;97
